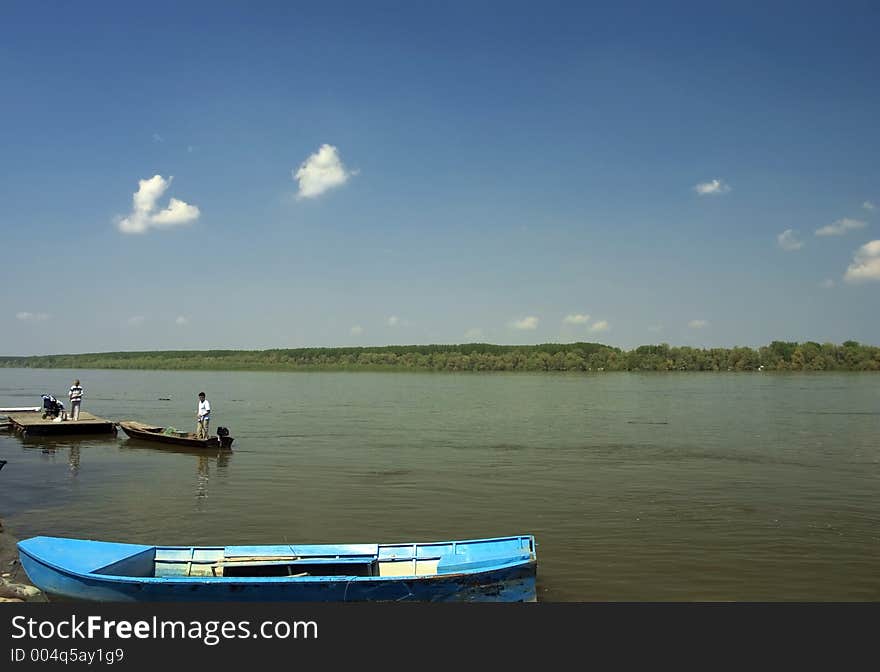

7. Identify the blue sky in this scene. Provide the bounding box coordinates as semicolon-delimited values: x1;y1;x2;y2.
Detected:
1;1;878;356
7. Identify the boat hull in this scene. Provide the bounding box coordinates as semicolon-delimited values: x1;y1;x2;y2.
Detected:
119;422;233;450
18;536;537;603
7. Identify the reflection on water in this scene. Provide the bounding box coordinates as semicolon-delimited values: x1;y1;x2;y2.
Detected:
68;445;80;477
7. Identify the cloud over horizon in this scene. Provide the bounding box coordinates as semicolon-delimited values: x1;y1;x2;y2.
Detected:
511;316;539;330
815;218;867;236
688;319;709;328
116;175;200;234
16;312;49;322
844;240;880;283
294;144;354;199
694;179;731;195
563;313;590;325
589;320;609;333
777;229;804;251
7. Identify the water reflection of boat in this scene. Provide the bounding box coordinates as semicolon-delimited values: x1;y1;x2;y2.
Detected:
118;421;234;450
17;535;538;602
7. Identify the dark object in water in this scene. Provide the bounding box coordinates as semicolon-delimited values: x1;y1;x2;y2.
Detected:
627;421;669;425
158;398;171;401
0;459;7;471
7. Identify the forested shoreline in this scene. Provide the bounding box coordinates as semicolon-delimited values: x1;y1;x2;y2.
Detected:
1;341;878;372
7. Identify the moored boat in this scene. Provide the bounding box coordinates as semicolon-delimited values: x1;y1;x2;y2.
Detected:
118;420;234;449
18;535;537;602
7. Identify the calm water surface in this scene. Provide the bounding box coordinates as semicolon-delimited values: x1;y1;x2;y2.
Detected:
1;368;878;600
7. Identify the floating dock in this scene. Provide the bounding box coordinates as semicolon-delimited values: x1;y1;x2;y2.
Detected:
2;411;117;436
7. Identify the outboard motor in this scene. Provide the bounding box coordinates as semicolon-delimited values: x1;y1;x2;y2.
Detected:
216;426;233;449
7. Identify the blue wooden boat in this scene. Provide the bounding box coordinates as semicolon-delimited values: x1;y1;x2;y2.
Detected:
18;535;537;602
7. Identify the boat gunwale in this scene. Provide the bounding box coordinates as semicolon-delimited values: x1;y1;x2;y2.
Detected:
18;536;537;585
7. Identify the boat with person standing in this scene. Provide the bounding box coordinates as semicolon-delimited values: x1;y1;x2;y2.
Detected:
118;420;234;450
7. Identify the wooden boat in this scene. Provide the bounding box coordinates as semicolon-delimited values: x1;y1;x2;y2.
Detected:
118;420;233;450
17;535;537;602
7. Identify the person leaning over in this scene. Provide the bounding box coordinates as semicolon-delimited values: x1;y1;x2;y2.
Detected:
69;379;83;421
196;392;211;439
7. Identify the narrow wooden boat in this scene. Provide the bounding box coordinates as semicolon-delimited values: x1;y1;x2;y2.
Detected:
18;535;537;602
118;420;233;450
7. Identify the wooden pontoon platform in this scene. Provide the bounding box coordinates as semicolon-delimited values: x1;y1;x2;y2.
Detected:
3;411;117;436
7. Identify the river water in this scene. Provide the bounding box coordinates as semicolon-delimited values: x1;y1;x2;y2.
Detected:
1;368;878;600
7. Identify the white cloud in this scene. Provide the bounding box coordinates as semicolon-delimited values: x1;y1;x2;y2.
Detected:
16;312;49;322
350;325;363;335
387;316;400;327
648;324;663;332
187;145;194;153
464;328;484;340
589;320;609;333
563;313;590;325
116;175;200;234
175;316;188;325
819;278;835;288
293;144;353;199
688;319;708;329
152;133;164;143
511;316;539;330
844;239;880;283
815;218;867;236
777;229;804;251
127;316;145;327
864;201;876;211
694;179;731;195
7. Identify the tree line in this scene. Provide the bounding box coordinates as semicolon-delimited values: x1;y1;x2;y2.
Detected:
1;341;878;372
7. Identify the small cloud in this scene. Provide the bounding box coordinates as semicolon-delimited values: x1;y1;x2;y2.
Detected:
815;218;867;236
511;316;539;330
293;144;354;199
647;324;663;333
688;319;708;329
127;316;145;327
694;179;731;195
187;145;194;153
844;239;880;283
563;313;590;325
387;316;400;327
175;316;188;326
152;133;164;143
116;175;200;234
16;312;49;322
864;201;876;212
464;328;484;340
777;229;804;251
589;320;609;333
819;278;835;288
350;325;363;335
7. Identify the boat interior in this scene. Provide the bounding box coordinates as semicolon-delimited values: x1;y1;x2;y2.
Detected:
89;537;534;580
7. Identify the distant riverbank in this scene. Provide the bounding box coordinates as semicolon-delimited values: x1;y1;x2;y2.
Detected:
1;340;878;373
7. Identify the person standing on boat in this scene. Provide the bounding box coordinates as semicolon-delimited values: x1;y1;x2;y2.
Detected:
196;392;211;439
68;379;83;421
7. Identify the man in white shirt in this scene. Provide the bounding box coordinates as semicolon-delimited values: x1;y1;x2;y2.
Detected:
196;392;211;439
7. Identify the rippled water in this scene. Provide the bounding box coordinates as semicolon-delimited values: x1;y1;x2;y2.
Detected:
1;368;878;600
